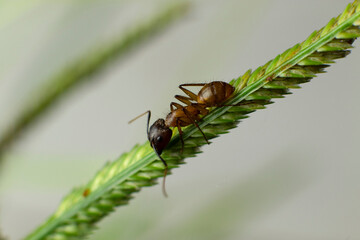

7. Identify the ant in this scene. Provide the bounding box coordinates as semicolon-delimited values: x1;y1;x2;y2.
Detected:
83;188;90;197
130;81;235;197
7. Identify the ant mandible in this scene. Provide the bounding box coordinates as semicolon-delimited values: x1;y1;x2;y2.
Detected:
130;81;235;197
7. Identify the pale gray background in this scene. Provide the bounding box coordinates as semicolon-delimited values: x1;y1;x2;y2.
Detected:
0;0;359;239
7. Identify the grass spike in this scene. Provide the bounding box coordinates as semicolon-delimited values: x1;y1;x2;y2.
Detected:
24;1;360;240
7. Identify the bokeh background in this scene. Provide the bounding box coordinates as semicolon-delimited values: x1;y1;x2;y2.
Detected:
0;0;360;239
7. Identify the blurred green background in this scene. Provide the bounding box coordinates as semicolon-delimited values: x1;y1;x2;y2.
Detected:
0;0;359;239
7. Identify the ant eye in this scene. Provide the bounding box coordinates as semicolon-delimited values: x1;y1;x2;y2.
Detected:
156;136;162;142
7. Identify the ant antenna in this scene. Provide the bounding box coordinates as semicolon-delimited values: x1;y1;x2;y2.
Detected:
154;148;168;197
129;110;151;139
128;110;151;124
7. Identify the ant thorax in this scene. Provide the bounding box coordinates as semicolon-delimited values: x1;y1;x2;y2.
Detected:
165;112;176;127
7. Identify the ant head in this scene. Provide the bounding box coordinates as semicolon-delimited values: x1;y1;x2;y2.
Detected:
148;119;173;155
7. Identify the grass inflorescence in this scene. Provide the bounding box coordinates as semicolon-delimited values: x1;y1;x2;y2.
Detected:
25;1;360;240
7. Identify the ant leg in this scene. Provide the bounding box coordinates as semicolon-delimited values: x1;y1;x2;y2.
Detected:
176;120;185;153
170;102;183;111
175;95;193;106
183;108;209;145
179;83;206;101
191;103;209;116
169;103;185;152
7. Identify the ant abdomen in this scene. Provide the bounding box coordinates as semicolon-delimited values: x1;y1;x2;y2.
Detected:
197;81;234;107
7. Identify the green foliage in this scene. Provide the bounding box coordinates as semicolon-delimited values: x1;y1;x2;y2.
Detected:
24;1;360;239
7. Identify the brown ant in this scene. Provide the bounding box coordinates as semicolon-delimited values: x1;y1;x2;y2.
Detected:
130;81;235;197
83;188;90;197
